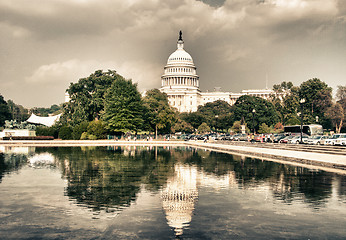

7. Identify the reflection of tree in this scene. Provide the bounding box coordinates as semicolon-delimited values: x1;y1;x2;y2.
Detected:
36;146;337;210
185;150;335;206
42;146;177;211
0;153;28;183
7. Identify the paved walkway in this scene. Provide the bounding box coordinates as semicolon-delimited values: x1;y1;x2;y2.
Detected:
186;141;346;171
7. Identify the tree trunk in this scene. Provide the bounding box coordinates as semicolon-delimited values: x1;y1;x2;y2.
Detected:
155;125;158;140
337;119;343;133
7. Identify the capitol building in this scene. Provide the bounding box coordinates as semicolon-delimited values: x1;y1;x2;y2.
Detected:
160;31;274;112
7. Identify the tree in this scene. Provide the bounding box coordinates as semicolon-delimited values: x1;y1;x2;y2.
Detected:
197;122;210;133
273;122;284;133
232;95;279;133
102;78;144;135
172;118;194;134
62;70;123;126
87;120;107;139
58;126;72;140
299;78;332;126
0;94;11;127
196;100;233;131
230;121;242;133
7;100;29;122
72;121;89;140
258;123;271;134
336;85;346;131
142;89;176;138
325;103;344;133
271;81;300;125
180;112;205;130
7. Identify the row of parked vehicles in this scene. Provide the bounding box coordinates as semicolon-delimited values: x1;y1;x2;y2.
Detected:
180;132;346;146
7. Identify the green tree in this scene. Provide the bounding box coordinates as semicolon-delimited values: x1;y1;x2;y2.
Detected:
72;121;89;140
198;122;210;133
325;103;344;133
87;120;107;139
299;78;332;126
102;78;144;135
172;118;194;134
231;121;242;133
58;126;72;140
271;81;300;125
62;70;123;126
180;112;205;130
7;100;29;122
143;89;176;138
0;94;11;127
36;125;59;138
336;85;346;131
197;100;233;131
258;123;271;134
232;95;279;133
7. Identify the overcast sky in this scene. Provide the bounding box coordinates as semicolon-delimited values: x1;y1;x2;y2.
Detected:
1;0;345;107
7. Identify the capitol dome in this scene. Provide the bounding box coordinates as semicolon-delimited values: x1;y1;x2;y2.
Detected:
160;31;201;112
167;47;193;65
161;31;199;88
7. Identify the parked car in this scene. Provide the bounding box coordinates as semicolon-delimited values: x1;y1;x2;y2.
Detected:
288;135;309;144
306;135;327;145
324;134;346;145
334;133;346;146
279;135;294;143
273;134;286;143
233;133;248;141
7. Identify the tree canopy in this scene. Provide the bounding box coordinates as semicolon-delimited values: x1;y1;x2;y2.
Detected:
0;94;11;127
62;70;123;126
142;89;176;136
102;78;144;134
232;95;279;132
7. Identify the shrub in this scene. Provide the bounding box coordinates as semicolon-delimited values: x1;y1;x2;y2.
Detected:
87;120;106;139
198;122;210;133
58;126;72;140
36;126;59;138
88;134;97;140
80;132;88;140
72;121;89;140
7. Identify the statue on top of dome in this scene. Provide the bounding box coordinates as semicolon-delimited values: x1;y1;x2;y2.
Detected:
179;30;183;41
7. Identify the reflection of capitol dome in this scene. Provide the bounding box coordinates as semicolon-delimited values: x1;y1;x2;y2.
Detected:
161;164;198;236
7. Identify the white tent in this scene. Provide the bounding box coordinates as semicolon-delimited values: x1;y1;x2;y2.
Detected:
27;113;61;127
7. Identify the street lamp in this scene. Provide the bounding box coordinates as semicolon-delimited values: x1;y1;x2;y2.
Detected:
252;109;256;135
299;98;305;144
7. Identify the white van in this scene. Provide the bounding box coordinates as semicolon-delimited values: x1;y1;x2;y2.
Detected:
334;133;346;146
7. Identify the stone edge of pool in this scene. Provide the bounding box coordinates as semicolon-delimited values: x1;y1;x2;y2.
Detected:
1;140;345;174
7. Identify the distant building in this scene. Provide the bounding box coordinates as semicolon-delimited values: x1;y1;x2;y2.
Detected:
160;32;277;112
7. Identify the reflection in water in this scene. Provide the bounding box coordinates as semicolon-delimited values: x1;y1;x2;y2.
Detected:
28;153;56;168
0;146;345;239
162;164;198;236
161;163;238;236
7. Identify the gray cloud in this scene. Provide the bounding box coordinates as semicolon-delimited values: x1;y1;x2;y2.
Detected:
0;0;345;107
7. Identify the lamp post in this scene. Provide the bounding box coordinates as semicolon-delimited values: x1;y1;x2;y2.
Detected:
299;98;305;144
252;109;256;135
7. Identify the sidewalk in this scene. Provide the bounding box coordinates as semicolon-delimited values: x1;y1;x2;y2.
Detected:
187;141;346;172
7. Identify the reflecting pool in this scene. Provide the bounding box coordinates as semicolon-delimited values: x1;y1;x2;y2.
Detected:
0;146;345;239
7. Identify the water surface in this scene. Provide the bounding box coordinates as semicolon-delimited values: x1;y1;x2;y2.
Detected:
0;146;345;239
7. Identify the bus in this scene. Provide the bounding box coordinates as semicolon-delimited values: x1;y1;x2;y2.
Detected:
284;124;323;136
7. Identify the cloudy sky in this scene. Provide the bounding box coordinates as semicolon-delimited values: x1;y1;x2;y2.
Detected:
1;0;345;107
